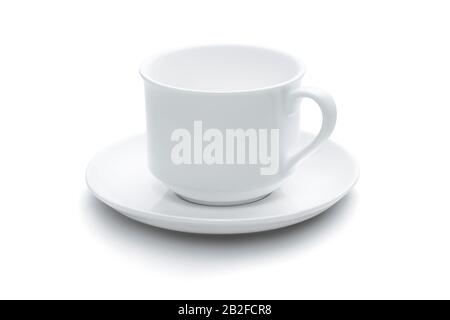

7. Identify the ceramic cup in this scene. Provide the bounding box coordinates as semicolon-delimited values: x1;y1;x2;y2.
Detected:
140;45;336;205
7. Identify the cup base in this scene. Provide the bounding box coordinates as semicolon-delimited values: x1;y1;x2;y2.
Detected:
176;193;271;207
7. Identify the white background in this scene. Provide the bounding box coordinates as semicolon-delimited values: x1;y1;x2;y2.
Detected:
1;0;449;299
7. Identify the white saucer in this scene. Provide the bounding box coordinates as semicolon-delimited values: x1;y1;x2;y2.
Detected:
86;133;359;234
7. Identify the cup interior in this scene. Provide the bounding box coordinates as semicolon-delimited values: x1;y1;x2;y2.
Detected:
140;45;304;93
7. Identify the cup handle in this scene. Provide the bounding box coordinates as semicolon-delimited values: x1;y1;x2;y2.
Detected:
285;87;337;170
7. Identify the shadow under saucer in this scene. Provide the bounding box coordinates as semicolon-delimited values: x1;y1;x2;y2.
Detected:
81;190;358;271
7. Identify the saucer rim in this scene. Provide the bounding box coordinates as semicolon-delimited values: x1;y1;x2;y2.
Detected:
85;133;359;225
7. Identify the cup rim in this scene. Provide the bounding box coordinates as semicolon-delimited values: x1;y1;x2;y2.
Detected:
139;44;306;94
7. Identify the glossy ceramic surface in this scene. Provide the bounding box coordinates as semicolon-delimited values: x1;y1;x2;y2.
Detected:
86;132;359;234
140;45;337;204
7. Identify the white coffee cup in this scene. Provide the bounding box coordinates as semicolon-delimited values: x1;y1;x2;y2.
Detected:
140;45;336;205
